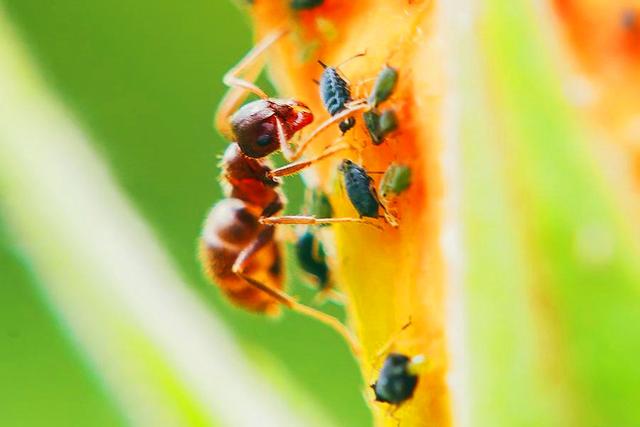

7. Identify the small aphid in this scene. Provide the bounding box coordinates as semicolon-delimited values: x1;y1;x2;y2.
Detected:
338;159;381;218
368;66;399;108
290;0;324;10
622;8;638;31
319;60;357;133
371;353;421;405
295;230;330;290
380;163;411;198
309;188;334;220
363;109;398;145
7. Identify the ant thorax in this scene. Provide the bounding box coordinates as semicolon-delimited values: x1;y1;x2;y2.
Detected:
220;143;282;209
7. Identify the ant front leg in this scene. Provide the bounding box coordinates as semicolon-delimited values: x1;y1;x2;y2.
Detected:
288;104;370;162
215;29;287;138
232;227;362;356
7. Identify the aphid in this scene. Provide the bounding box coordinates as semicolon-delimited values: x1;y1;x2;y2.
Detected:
202;30;365;354
363;109;398;145
295;230;330;290
290;65;401;156
318;56;364;133
368;65;398;108
338;159;399;227
622;8;638;31
308;188;333;220
290;0;324;10
379;163;411;198
339;159;381;218
371;353;423;405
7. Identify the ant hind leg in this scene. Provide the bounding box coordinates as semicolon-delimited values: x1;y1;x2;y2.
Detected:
232;227;362;355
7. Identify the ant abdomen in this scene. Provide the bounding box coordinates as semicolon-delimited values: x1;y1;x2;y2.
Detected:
230;99;313;158
200;198;283;314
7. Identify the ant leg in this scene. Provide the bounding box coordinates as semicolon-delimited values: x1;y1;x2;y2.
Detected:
232;228;361;356
275;117;296;160
215;29;287;138
268;142;352;178
288;104;370;161
260;215;382;229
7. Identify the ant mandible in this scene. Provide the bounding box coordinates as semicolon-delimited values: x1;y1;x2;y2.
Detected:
201;30;371;355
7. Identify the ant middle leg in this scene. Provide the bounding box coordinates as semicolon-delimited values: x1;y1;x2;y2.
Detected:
268;141;353;178
215;29;287;138
260;215;382;229
232;227;362;355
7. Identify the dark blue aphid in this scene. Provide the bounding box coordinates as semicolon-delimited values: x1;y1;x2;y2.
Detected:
290;0;323;10
371;353;419;405
319;61;356;133
295;231;330;289
339;159;380;218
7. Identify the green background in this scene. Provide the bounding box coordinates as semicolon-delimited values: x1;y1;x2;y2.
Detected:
0;1;370;425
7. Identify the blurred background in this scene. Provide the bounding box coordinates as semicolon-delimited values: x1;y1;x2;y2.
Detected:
0;1;370;425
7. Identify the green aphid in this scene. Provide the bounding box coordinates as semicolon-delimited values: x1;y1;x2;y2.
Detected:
290;0;324;10
364;109;398;145
308;189;333;223
363;110;383;144
368;66;398;108
380;163;412;198
378;109;397;135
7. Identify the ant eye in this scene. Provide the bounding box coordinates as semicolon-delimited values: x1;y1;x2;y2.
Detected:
257;133;272;147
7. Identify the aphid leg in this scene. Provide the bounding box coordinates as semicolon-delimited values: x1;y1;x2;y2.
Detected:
215;29;287;137
268;142;353;178
289;104;369;161
260;215;383;229
344;98;369;109
232;227;361;356
387;405;402;425
372;184;399;228
352;77;376;98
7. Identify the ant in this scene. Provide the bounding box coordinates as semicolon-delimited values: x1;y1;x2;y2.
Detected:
201;30;373;355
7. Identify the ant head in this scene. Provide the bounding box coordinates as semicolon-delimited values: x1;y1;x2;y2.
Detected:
230;99;313;159
271;99;314;133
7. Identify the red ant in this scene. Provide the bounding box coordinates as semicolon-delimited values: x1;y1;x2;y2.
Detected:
200;30;371;354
